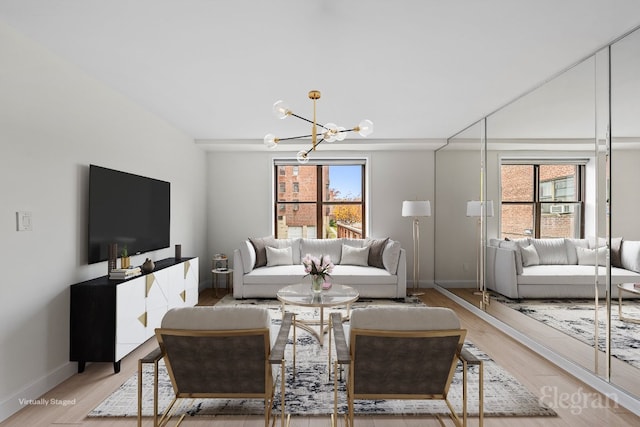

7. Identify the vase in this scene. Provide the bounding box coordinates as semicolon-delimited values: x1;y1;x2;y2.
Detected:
311;276;324;294
142;258;155;273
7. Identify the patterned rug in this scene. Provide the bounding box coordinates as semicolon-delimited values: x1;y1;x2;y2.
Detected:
499;298;640;370
89;296;556;418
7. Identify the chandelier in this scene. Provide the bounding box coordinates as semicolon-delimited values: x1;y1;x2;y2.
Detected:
264;90;373;163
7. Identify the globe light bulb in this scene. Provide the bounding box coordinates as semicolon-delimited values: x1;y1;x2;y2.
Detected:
296;150;310;164
264;134;278;149
272;100;290;119
357;119;373;137
324;123;338;142
336;126;347;141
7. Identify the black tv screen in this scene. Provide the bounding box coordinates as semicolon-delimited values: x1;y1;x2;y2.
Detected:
88;165;170;264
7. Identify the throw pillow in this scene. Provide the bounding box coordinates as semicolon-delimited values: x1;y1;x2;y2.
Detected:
382;239;402;274
521;244;540;267
366;237;388;268
565;238;589;265
621;240;640;273
249;236;275;268
531;238;568;265
340;244;370;266
266;246;293;266
576;246;607;266
611;237;623;268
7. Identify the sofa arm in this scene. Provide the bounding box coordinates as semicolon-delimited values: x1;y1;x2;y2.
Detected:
486;246;519;299
233;249;245;299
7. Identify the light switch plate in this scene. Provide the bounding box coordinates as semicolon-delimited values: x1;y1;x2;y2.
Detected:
16;211;32;231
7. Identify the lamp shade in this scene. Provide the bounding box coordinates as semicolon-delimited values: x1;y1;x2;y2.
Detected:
402;200;431;217
466;200;494;217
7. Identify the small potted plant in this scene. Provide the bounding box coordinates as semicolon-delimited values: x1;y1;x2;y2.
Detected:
120;245;130;269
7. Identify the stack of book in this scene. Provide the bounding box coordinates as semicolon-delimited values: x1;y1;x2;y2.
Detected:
109;267;141;280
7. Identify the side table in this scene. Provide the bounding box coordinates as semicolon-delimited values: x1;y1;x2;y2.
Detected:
617;283;640;324
211;268;233;297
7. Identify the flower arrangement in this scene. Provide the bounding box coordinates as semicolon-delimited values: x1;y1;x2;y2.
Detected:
302;254;334;292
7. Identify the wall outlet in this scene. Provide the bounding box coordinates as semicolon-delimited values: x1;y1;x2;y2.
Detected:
16;211;32;231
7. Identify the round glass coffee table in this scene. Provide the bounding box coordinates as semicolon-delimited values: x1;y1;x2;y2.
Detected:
277;283;359;346
617;283;640;324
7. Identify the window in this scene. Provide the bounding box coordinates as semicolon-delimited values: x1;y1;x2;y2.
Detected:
274;159;366;239
501;162;585;239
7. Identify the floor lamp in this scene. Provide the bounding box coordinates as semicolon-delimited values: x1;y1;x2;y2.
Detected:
402;200;431;295
466;200;494;299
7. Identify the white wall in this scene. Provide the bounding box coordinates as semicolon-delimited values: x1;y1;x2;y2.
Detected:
0;22;207;421
206;148;437;287
612;148;640;240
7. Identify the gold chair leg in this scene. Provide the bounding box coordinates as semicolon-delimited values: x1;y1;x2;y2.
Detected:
137;359;142;427
462;359;468;427
479;360;484;427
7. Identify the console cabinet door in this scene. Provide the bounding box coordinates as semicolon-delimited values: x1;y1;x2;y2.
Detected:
115;277;146;360
167;264;187;309
145;270;169;339
184;258;199;306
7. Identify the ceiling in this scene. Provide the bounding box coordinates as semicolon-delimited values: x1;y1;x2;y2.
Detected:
1;0;640;150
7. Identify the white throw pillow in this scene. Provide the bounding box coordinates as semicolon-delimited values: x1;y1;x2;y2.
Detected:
576;246;607;266
340;244;370;266
382;239;402;274
531;238;568;265
521;245;540;267
565;238;589;265
621;240;640;273
266;246;293;266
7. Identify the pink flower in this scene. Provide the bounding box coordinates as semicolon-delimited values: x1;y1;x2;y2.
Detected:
302;253;334;280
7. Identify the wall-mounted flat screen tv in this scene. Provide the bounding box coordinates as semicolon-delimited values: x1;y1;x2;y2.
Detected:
88;165;170;264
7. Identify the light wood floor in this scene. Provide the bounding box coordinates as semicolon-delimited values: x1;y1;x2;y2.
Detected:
2;288;639;427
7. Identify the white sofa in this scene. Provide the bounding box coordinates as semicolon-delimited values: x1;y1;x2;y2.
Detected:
487;237;640;299
232;237;407;299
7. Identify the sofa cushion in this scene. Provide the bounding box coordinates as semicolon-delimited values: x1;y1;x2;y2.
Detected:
271;238;301;264
365;237;388;268
350;306;460;331
518;265;640;285
576;246;607;266
300;238;342;264
621;240;640;273
162;306;270;330
383;239;402;274
531;238;568;265
341;244;370;266
521;244;540;267
243;264;396;286
266;246;293;266
565;238;589;264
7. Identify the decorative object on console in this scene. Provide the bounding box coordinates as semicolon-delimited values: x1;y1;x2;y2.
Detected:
264;90;373;164
141;258;155;274
302;254;334;294
402;200;431;294
466;200;495;297
175;244;181;260
108;243;118;275
120;245;130;269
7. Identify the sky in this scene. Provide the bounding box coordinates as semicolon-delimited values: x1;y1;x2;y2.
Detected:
329;165;361;200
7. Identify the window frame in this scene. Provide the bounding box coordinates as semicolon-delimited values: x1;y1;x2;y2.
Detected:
273;158;367;239
500;161;586;239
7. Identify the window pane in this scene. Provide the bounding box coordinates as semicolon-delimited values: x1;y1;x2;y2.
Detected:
324;204;363;239
540;203;581;238
539;165;577;202
323;165;362;201
501;204;534;240
276;203;317;238
277;165;316;202
501;165;533;201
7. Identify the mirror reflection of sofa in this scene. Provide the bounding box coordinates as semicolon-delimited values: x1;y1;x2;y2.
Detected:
487;237;640;299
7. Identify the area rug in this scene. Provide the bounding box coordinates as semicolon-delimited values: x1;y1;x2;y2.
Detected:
499;298;640;370
89;297;556;418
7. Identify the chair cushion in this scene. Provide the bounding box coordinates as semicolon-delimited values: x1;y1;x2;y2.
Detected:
161;306;270;330
350;306;460;331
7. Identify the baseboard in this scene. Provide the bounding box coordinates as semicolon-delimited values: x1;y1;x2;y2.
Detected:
0;361;77;423
433;280;477;288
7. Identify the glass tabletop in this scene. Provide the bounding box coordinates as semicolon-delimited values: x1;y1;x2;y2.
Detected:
277;283;359;307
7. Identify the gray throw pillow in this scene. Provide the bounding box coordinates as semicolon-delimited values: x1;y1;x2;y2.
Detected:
249;236;274;268
611;237;623;268
366;237;388;268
